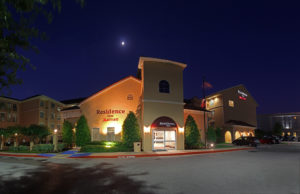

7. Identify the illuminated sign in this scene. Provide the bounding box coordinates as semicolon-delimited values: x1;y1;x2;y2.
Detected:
96;109;126;122
96;109;125;114
238;90;247;100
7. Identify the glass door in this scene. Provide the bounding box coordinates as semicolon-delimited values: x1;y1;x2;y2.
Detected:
153;130;176;150
153;130;164;150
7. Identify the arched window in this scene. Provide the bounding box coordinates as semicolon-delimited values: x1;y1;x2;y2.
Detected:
159;80;170;93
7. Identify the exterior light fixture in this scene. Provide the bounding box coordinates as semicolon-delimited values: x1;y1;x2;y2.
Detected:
14;133;18;136
144;126;150;133
210;143;215;148
179;127;184;133
54;129;58;134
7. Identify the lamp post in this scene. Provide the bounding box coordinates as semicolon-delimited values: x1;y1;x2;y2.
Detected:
14;133;18;148
53;129;58;152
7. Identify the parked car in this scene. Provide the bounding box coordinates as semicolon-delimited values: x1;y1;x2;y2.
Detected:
271;136;280;144
232;136;259;147
259;136;274;144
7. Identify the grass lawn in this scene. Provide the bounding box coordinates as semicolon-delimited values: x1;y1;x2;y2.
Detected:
215;143;235;149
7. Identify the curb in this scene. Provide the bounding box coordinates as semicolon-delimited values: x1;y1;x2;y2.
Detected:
0;153;48;158
69;147;253;159
0;147;253;159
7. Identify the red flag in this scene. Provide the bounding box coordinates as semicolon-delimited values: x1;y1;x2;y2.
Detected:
203;81;213;89
201;99;206;108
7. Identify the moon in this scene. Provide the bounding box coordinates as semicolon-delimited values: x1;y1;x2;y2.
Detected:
121;41;125;46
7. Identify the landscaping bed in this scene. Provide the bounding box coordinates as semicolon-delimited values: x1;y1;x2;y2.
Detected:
1;143;66;153
80;141;132;152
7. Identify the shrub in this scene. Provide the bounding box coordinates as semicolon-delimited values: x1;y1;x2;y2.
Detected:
18;145;30;151
206;127;217;143
62;121;73;147
184;115;201;149
81;143;132;153
57;143;66;152
215;127;223;143
8;146;18;152
76;116;91;146
21;124;50;143
32;144;54;152
122;112;140;148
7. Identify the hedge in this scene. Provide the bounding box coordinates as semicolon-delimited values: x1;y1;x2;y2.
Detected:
81;143;132;153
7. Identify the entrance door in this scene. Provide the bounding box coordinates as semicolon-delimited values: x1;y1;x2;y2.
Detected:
153;130;176;150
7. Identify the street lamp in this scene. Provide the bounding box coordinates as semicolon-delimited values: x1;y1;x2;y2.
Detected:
53;129;58;152
14;132;18;148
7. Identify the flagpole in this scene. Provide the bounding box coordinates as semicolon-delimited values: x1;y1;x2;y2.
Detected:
202;76;207;149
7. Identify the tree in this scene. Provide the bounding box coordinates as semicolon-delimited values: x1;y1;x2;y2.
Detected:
75;116;91;146
255;129;265;139
20;124;50;150
0;0;84;93
184;115;200;149
215;127;223;143
273;122;283;136
122;112;140;148
62;120;73;147
206;126;217;143
0;127;17;150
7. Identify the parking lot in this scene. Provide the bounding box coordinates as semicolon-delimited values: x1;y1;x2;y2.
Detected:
0;143;300;194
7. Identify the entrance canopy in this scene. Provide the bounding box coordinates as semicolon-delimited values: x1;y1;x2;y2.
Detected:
151;116;177;128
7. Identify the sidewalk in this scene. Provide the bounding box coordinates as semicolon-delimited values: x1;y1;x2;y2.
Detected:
0;146;252;159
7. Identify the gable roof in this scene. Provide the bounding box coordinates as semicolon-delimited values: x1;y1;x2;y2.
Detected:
225;120;256;127
79;76;141;106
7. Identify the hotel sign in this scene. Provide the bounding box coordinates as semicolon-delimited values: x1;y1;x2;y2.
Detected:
238;90;247;101
96;109;126;122
151;117;177;128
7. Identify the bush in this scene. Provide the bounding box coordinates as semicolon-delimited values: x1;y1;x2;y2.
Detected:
215;127;223;143
57;143;66;152
122;112;140;148
32;144;54;152
8;146;18;152
81;143;132;153
62;121;73;147
76;116;91;146
206;127;217;143
184;115;201;149
18;145;30;151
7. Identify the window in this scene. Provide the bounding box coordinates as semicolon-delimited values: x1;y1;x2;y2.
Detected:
127;94;133;100
106;127;115;141
50;124;54;129
57;125;61;130
57;115;61;120
159;80;170;93
13;104;17;111
40;111;44;118
51;113;55;119
0;113;5;121
12;113;17;122
229;100;234;107
7;103;12;110
40;101;44;107
51;103;55;108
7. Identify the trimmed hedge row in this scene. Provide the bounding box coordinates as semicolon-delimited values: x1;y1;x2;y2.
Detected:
81;141;132;152
7;143;66;153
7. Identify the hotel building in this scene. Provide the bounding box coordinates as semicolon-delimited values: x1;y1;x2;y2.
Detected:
205;85;258;143
258;112;300;137
1;57;258;151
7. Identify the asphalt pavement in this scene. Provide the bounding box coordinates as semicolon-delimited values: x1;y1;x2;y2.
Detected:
0;143;299;194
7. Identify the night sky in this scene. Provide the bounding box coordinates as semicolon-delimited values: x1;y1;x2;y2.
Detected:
10;1;300;114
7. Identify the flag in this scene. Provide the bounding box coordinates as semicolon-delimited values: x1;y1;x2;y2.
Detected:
203;81;213;89
201;99;206;108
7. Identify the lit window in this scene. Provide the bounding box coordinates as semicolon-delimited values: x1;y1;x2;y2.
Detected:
107;127;115;141
159;80;170;93
209;99;214;106
229;100;234;107
127;94;133;100
293;132;296;137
